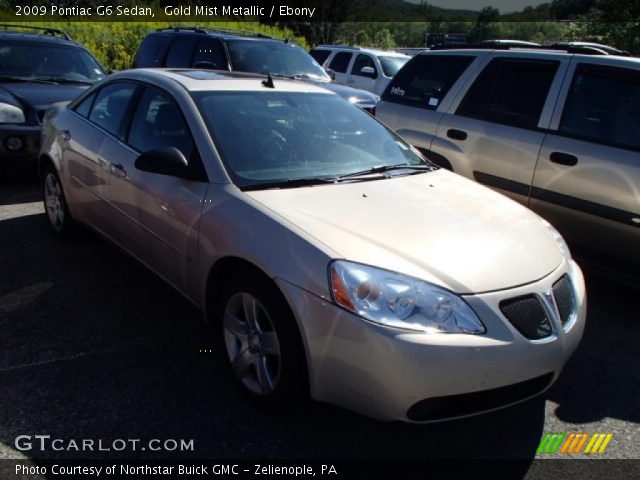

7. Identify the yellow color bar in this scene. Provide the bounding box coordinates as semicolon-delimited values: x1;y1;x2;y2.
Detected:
597;434;613;453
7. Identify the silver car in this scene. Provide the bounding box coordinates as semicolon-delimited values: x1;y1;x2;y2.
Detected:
40;69;586;422
376;48;640;281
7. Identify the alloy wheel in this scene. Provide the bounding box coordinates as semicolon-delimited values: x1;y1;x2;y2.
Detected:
44;172;65;231
223;292;282;396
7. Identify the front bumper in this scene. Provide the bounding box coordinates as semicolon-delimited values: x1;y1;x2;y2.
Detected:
277;259;586;422
0;124;41;165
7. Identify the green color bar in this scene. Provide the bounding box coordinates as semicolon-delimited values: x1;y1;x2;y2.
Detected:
549;433;566;453
537;434;553;454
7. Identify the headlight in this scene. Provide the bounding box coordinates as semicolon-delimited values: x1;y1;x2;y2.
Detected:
542;219;572;261
329;260;485;334
0;102;25;124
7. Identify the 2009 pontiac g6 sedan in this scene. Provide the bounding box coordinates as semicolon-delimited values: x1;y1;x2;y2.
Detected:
40;69;586;422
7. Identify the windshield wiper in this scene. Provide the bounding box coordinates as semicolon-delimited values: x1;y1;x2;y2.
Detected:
335;163;436;181
32;77;95;85
0;76;55;84
242;177;337;191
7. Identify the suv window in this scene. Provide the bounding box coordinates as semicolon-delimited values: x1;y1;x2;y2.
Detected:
165;36;200;68
127;87;194;160
382;55;474;110
309;49;331;66
352;54;377;78
328;52;352;73
559;64;640;150
193;38;227;70
88;83;137;137
134;35;172;68
457;58;559;130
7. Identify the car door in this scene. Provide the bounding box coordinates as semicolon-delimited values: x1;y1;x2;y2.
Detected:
530;60;640;271
327;51;353;85
63;83;138;235
348;53;378;93
375;53;479;159
102;85;209;294
433;53;569;205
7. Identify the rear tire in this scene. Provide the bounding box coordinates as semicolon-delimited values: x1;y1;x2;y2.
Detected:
211;270;308;407
41;163;74;238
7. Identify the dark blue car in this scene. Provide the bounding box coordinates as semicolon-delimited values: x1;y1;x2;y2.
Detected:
0;25;105;176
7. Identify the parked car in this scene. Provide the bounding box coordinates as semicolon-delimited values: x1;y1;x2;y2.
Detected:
309;45;410;96
376;47;640;279
133;27;378;112
40;68;585;422
0;24;105;177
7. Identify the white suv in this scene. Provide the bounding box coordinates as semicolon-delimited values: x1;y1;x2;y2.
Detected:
310;45;409;96
376;47;640;280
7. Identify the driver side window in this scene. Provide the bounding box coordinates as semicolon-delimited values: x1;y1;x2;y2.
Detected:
127;87;195;161
352;54;377;78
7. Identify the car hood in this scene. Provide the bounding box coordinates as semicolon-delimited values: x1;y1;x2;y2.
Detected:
245;170;563;294
0;83;88;111
306;80;379;106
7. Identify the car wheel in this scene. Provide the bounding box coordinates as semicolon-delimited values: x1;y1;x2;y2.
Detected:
214;273;307;406
42;164;73;238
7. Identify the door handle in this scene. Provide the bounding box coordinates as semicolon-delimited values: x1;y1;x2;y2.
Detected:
60;130;71;141
109;162;127;179
447;129;467;141
550;152;578;166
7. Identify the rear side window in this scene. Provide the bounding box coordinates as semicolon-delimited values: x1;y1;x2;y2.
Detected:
381;55;474;110
89;83;137;137
128;87;195;160
328;52;352;73
74;93;95;117
309;49;331;66
165;36;200;68
192;38;227;70
457;58;559;130
134;35;172;68
560;64;640;150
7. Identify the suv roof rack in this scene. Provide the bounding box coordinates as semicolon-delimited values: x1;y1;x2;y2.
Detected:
0;24;73;41
316;44;361;50
156;25;274;39
429;43;612;56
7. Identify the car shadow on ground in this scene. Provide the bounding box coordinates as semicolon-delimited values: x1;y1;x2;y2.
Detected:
1;208;633;467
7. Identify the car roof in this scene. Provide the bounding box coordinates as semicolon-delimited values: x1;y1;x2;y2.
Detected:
314;45;409;57
0;31;78;47
116;68;338;94
149;28;286;44
419;47;640;62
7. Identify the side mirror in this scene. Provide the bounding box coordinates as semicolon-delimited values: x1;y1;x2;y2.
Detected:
135;147;192;179
361;66;376;77
325;68;336;80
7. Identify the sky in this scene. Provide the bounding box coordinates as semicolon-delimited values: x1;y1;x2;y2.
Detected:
409;0;547;13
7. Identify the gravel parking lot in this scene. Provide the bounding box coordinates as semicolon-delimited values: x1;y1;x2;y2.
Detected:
0;178;638;466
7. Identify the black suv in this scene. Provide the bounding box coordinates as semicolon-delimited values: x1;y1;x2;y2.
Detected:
133;27;378;111
0;25;106;176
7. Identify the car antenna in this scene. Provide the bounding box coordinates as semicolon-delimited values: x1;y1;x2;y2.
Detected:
262;74;275;88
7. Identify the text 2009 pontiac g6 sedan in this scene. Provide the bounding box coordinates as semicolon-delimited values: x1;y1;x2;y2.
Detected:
40;69;586;422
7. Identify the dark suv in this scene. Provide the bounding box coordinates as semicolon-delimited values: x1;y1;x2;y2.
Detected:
0;25;106;176
133;27;378;111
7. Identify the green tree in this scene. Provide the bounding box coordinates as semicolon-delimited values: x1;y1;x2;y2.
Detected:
354;30;371;46
373;28;396;49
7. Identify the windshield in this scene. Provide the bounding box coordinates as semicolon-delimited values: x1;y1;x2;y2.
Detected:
226;40;330;82
379;56;409;77
0;41;105;83
193;91;429;189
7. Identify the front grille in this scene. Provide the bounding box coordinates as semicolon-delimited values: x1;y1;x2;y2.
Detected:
500;295;553;340
552;275;576;326
407;372;554;421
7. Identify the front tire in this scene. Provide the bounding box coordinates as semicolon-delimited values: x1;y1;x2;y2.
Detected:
213;272;308;407
42;163;73;238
